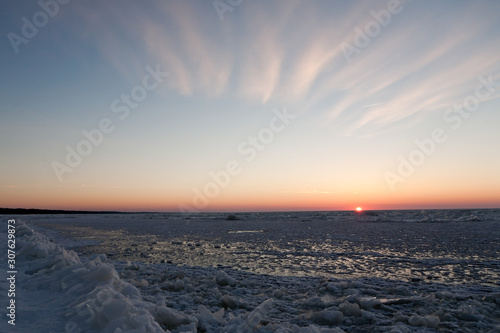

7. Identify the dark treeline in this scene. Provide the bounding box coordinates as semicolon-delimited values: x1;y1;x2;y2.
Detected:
0;208;122;215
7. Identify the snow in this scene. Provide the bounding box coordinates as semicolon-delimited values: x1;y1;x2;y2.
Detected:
3;210;500;332
3;222;163;333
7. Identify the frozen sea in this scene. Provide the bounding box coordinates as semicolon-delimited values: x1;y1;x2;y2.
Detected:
2;209;500;332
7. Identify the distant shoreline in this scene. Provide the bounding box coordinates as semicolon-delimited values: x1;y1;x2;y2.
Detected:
1;207;498;215
0;208;123;215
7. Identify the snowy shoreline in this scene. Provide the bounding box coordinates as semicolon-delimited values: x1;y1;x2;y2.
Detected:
3;217;500;332
3;221;165;332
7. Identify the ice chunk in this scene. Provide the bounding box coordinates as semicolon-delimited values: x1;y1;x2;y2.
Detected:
359;297;381;309
457;305;481;322
272;287;286;299
221;294;239;309
310;310;344;325
423;315;440;328
237;298;273;332
196;305;225;330
408;315;426;326
216;270;236;286
130;278;149;287
339;301;361;316
155;305;197;330
391;285;411;296
162;278;185;291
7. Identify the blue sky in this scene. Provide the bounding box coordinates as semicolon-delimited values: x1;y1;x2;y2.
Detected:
1;0;500;211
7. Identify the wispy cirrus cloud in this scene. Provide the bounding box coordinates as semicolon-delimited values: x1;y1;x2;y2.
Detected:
312;2;500;136
148;2;234;97
71;0;500;136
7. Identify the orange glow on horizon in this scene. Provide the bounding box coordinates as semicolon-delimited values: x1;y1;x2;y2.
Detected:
1;182;500;212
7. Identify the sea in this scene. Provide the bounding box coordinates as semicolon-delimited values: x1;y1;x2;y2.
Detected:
31;209;500;286
8;208;500;332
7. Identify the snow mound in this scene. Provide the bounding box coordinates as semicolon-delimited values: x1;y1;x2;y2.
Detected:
16;223;164;333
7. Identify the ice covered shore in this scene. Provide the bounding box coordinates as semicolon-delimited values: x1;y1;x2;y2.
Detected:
12;222;340;332
11;222;164;332
9;221;500;332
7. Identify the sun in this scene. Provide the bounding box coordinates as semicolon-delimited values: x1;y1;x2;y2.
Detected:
355;207;363;212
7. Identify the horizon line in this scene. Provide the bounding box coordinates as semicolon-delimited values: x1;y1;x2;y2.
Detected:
1;206;499;215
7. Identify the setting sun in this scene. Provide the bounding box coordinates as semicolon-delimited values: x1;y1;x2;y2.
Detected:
356;207;363;212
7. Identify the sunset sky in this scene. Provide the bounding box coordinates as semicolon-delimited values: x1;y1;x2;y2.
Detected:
1;0;500;212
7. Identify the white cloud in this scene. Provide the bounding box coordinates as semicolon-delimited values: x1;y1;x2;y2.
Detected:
72;1;500;136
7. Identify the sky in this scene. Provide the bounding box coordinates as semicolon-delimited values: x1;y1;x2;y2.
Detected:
1;0;500;212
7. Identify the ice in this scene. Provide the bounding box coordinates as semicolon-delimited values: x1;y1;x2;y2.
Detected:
358;297;381;309
456;305;482;322
221;294;241;309
197;304;225;330
7;210;500;332
310;310;344;325
216;270;237;286
11;222;164;333
155;304;198;331
237;298;273;332
338;301;361;317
